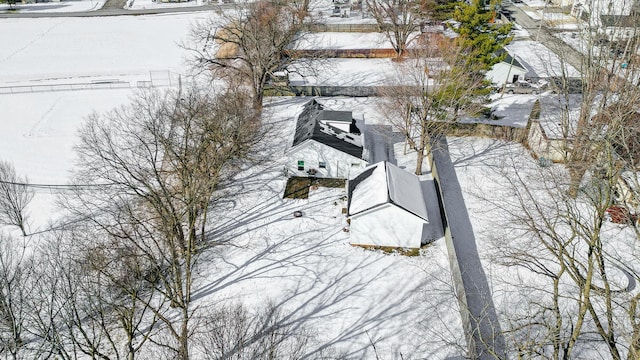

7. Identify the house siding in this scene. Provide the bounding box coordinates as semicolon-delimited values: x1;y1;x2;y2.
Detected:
286;140;367;178
486;62;528;87
349;204;425;248
527;120;572;162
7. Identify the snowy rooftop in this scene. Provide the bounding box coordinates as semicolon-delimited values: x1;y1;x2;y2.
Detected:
537;94;584;139
292;99;363;158
288;58;413;86
505;40;581;79
293;32;392;50
348;161;429;221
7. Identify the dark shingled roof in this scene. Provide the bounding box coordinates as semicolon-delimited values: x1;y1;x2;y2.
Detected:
292;100;364;159
496;48;526;71
601;14;640;28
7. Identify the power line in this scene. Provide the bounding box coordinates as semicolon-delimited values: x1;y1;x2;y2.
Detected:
0;179;117;191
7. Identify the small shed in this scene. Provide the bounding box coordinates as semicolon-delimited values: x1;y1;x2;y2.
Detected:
286;100;368;179
347;161;429;249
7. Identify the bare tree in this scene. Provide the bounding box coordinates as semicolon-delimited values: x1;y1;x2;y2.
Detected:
60;86;259;360
34;224;161;360
0;233;33;359
195;302;333;360
187;0;309;110
541;0;640;196
366;0;421;59
478;93;640;357
379;34;487;174
0;160;34;236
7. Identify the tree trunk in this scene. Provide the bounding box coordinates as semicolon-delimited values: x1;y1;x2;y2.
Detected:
415;148;424;175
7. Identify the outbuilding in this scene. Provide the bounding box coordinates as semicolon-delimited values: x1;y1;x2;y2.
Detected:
347;161;429;249
486;49;529;87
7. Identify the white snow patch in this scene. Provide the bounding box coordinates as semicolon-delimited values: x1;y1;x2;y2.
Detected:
0;0;105;13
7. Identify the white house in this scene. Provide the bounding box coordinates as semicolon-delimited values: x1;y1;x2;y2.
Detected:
572;0;640;41
347;161;429;249
486;49;529;87
286;100;368;179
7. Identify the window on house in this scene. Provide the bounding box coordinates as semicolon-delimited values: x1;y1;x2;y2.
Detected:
512;74;519;83
297;160;304;170
319;161;326;169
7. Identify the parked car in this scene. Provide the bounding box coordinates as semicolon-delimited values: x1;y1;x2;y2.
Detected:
504;81;546;94
548;77;583;94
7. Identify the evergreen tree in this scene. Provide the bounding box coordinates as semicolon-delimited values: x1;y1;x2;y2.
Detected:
451;0;512;71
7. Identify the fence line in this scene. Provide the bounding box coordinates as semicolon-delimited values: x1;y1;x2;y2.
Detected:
0;70;183;95
0;81;132;95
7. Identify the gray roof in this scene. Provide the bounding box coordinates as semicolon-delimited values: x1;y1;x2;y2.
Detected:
318;110;352;122
496;48;526;71
601;14;640;28
348;161;429;221
292;100;363;158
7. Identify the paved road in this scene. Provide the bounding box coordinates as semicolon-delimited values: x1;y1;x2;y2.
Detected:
363;125;403;164
430;135;506;359
504;2;585;73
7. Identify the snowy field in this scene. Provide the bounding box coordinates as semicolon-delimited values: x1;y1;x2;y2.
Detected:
0;13;208;85
0;13;210;231
289;58;429;86
0;0;105;13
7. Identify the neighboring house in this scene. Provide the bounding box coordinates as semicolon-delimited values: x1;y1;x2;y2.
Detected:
550;0;575;6
486;49;529;87
286;99;368;178
503;41;582;91
527;119;573;162
347;161;429;249
527;95;581;162
572;0;640;41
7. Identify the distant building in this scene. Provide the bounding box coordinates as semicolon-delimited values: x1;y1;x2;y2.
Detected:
285;99;368;179
347;161;429;249
572;0;640;41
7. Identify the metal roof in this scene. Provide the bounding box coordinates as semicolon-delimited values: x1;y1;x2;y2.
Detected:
348;161;429;221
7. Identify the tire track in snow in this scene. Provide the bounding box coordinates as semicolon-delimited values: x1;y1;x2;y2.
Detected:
25;96;62;138
0;19;67;64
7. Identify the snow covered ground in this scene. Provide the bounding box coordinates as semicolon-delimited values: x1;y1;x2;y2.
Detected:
0;13;209;232
0;0;105;13
0;13;465;358
2;5;635;357
448;136;640;356
289;58;408;86
127;0;202;10
0;14;208;85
